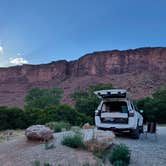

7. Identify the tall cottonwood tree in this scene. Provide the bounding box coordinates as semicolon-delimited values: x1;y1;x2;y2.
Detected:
25;87;63;110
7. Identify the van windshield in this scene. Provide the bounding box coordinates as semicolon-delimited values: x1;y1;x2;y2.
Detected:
102;101;128;113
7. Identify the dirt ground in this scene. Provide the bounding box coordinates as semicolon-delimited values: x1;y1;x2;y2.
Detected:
0;129;103;166
0;127;166;166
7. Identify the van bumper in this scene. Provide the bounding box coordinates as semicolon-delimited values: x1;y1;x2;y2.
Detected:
95;116;136;130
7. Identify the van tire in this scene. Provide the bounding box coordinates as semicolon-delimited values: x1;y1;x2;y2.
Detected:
139;125;144;133
131;126;140;139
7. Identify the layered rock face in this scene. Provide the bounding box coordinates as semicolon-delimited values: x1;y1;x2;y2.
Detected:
0;47;166;107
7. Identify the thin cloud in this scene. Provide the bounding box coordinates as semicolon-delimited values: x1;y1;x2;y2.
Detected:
0;45;28;67
9;57;28;65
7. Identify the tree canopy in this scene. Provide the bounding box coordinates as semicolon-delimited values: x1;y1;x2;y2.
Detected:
25;87;63;110
137;86;166;123
72;83;113;118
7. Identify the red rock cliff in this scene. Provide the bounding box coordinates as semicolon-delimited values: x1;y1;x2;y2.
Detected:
0;47;166;107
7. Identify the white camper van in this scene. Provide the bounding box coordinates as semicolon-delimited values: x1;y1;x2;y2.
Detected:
94;89;143;138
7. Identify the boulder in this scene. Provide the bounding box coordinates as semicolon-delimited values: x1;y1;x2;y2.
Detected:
25;125;54;141
83;129;115;152
82;123;92;129
95;130;115;143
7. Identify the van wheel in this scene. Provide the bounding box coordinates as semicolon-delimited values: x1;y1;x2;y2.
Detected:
131;126;140;139
139;125;144;133
97;127;103;130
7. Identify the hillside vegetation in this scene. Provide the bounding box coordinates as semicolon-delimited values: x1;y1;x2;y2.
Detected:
0;84;166;130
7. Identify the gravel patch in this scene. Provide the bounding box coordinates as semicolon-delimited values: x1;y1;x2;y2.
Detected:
115;126;166;166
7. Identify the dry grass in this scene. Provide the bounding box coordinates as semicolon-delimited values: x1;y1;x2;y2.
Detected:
0;129;24;143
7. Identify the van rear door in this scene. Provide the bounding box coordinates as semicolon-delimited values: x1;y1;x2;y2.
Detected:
100;101;129;124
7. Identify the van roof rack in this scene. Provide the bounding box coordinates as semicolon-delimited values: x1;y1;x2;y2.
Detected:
94;89;128;99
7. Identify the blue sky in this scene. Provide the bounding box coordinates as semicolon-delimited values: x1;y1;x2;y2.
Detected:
0;0;166;67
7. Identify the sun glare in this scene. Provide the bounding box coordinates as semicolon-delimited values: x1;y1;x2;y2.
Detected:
0;46;3;54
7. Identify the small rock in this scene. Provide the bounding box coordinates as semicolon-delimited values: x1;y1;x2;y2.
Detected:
82;123;92;129
25;125;54;141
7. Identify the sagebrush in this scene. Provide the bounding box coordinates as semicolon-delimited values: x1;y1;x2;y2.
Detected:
46;121;71;132
61;132;84;148
109;144;130;166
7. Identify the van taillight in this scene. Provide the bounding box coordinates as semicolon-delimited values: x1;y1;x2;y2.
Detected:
95;110;100;116
129;112;134;117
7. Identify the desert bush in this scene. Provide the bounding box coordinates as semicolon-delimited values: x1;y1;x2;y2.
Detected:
137;86;166;123
31;160;52;166
43;163;52;166
25;87;63;110
25;107;60;125
0;86;92;130
25;104;91;126
32;160;41;166
71;126;82;133
109;144;130;166
25;108;43;125
72;83;113;119
61;132;84;148
45;121;71;132
113;160;128;166
0;106;29;130
82;163;90;166
24;86;92;126
45;105;92;126
92;147;109;160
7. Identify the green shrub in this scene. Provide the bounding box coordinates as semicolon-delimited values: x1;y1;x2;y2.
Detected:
137;86;166;123
25;87;63;110
46;121;71;132
71;126;82;133
113;160;128;166
44;105;92;126
0;106;29;130
32;160;41;166
109;144;130;165
43;163;52;166
93;148;109;160
25;109;42;125
25;103;91;126
31;160;52;166
72;83;113;119
61;133;84;148
82;162;90;166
